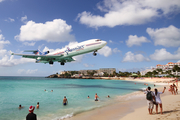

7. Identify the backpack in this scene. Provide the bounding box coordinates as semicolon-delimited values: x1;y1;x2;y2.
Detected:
146;91;152;100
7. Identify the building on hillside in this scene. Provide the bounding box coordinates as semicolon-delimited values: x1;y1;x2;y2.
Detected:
93;72;104;77
79;70;98;75
60;71;66;75
156;62;180;71
141;62;180;76
98;68;116;75
140;69;154;76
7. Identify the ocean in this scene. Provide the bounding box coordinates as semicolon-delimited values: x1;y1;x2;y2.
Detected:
0;76;154;120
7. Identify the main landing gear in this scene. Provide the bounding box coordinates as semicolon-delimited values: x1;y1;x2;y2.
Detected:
93;50;97;56
49;61;53;65
61;62;65;65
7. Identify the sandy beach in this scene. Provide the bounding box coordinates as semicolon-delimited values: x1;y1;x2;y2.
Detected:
67;78;179;120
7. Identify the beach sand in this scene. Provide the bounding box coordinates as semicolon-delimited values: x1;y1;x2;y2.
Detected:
67;79;179;120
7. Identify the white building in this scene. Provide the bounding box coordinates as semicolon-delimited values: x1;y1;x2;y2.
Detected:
140;69;154;76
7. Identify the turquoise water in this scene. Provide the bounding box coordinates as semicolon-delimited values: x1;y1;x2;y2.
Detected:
0;76;153;120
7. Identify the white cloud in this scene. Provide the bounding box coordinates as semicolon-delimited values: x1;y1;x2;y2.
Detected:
17;69;38;74
15;19;75;42
0;55;35;67
109;40;113;43
5;18;15;22
73;55;84;63
0;32;35;67
113;48;121;53
0;49;7;57
119;41;123;43
42;46;56;53
21;15;27;24
0;34;10;49
0;0;4;2
147;25;180;47
126;35;150;47
23;42;35;46
98;46;112;57
77;0;180;28
150;48;180;61
122;51;150;62
83;63;94;67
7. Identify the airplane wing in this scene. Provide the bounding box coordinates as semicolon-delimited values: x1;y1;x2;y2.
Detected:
11;53;63;58
11;52;74;63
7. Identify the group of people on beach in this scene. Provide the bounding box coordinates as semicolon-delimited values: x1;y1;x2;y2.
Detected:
18;102;39;120
145;79;178;115
168;80;178;95
144;86;166;115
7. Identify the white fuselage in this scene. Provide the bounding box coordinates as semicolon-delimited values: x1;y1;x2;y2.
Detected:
48;39;107;60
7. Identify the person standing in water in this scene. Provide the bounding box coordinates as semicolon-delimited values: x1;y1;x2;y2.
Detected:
36;102;39;109
95;93;100;101
63;96;68;105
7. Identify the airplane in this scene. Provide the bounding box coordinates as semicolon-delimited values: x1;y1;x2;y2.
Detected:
11;39;107;65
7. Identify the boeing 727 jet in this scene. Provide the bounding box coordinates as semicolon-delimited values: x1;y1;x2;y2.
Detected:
11;39;107;65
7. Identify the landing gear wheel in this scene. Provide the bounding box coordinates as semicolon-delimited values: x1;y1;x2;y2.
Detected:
61;62;65;65
93;52;97;56
49;61;53;65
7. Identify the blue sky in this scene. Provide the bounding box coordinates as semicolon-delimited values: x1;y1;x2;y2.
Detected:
0;0;180;76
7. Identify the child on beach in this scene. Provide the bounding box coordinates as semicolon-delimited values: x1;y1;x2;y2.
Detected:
154;87;166;114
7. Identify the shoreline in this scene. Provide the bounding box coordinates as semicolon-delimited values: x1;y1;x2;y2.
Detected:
65;79;178;120
47;75;175;83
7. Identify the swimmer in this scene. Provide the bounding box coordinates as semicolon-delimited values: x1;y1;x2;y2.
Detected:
36;102;39;109
63;96;68;105
51;90;53;92
87;95;90;98
107;95;110;98
44;89;46;91
95;93;100;101
18;104;24;109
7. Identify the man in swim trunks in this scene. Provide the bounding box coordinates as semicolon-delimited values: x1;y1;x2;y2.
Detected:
63;96;68;105
95;93;100;101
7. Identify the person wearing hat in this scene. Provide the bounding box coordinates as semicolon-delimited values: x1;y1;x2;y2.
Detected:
26;106;37;120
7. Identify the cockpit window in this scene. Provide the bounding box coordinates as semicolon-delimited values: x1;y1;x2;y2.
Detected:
96;39;102;41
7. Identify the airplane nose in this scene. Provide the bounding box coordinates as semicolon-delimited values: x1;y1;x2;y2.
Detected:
104;41;107;45
103;41;107;45
102;41;107;47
